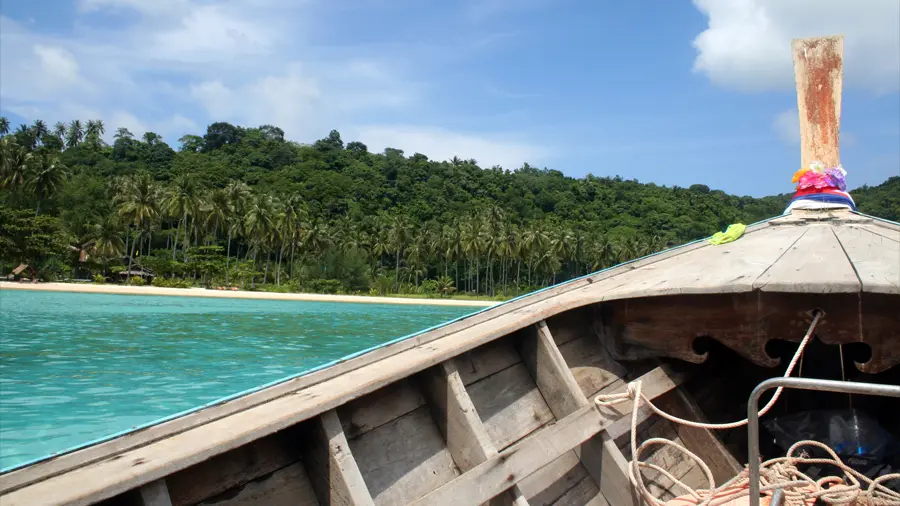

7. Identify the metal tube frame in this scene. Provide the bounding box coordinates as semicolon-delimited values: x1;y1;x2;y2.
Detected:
747;377;900;506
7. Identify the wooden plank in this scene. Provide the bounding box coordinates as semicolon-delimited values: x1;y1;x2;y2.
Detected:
420;362;531;506
598;224;808;301
592;365;685;424
792;36;843;169
834;226;900;294
139;480;172;506
543;308;594;347
654;388;742;485
454;335;523;386
551;475;609;506
580;433;636;506
338;379;425;440
491;487;532;506
467;363;555;451
420;361;496;472
349;407;459;505
854;224;900;242
196;463;319;506
558;337;625;399
166;432;299;506
0;225;742;499
408;367;683;506
518;452;588;506
521;322;589;419
616;417;697;502
306;410;374;506
409;404;604;506
754;225;859;293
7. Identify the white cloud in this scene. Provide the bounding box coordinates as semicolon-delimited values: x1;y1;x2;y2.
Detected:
355;125;544;169
691;0;900;93
189;64;322;139
0;2;538;166
772;109;799;145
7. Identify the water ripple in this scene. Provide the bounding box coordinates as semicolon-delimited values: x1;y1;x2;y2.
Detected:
0;290;474;470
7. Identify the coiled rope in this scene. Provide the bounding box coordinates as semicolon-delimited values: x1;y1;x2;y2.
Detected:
594;311;900;506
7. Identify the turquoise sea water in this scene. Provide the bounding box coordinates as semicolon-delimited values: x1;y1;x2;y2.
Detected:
0;289;477;471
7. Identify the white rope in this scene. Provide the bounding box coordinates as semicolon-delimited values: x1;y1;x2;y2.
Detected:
593;312;900;506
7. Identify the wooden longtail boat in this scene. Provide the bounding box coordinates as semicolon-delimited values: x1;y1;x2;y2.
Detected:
1;36;898;506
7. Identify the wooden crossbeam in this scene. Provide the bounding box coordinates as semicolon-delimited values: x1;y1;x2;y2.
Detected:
409;365;682;506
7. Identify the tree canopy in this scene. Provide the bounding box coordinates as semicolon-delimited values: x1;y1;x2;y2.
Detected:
1;116;897;297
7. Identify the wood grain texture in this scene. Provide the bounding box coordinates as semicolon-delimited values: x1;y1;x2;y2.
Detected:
558;336;625;399
467;363;555;451
166;431;300;506
520;322;589;419
550;475;609;506
349;406;459;505
834;225;900;294
579;433;635;506
755;225;859;293
616;416;697;502
306;410;374;506
453;335;523;386
409;405;604;506
792;36;843;169
409;367;682;506
518;452;586;505
654;388;741;486
598;224;808;301
338;379;425;440
197;463;319;506
420;361;496;472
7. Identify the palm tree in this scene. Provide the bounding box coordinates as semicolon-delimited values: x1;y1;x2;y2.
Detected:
0;116;9;136
222;180;250;283
278;194;306;283
0;139;31;191
115;173;160;273
66;120;84;148
52;122;66;145
244;193;278;284
114;127;133;140
89;215;126;266
31;120;48;145
26;155;69;214
85;119;105;138
163;173;201;260
388;214;413;291
14;124;36;150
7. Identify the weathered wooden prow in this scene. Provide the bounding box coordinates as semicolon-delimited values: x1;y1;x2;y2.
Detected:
792;35;843;169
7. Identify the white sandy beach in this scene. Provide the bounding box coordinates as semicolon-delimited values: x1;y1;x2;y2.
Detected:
0;282;496;307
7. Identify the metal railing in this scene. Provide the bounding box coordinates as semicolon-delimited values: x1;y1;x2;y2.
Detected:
747;377;900;506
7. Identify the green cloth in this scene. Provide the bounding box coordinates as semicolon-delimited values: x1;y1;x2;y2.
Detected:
709;223;747;245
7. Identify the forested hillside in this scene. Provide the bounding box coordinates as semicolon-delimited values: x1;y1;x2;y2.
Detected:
1;117;897;298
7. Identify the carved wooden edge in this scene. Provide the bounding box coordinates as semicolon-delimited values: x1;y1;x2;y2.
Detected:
307;410;375;506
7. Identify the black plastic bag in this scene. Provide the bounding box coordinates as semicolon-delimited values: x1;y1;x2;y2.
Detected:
762;408;898;486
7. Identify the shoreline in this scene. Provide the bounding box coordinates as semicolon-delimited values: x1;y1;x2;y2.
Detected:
0;282;497;307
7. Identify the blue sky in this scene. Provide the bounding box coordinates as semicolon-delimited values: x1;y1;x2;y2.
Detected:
1;0;898;197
